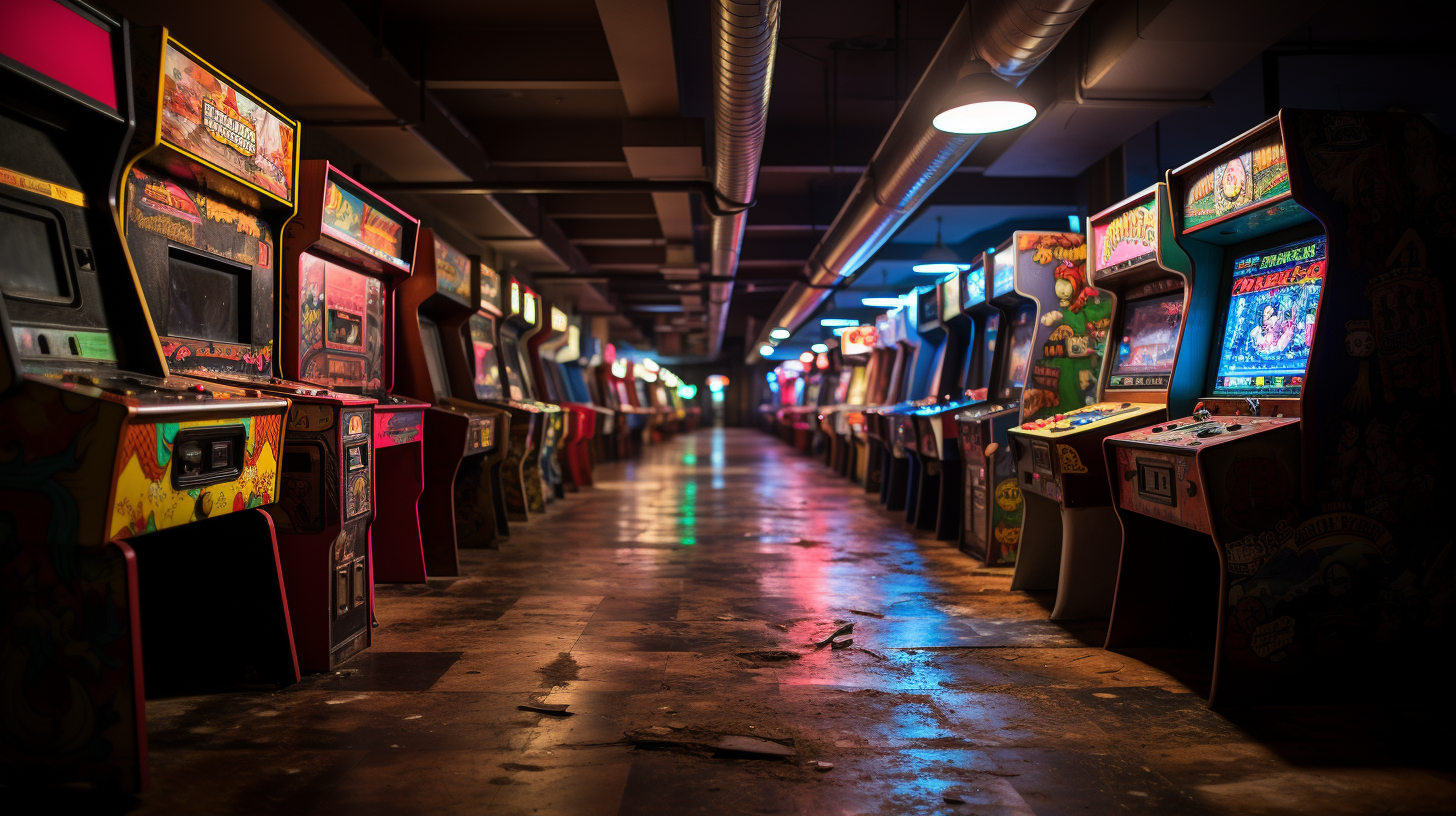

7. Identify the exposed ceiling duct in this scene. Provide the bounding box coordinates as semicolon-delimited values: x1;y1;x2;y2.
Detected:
706;0;783;360
746;0;1092;364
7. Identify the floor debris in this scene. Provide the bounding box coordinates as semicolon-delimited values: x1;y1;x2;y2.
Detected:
830;637;854;650
814;622;854;647
942;788;968;804
737;650;803;662
517;702;574;716
848;609;885;618
812;761;835;772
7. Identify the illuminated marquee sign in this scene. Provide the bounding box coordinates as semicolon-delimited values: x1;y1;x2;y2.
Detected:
1093;196;1158;277
523;290;537;325
551;307;568;332
161;41;295;203
1184;129;1289;232
840;325;878;356
509;281;521;314
479;263;501;312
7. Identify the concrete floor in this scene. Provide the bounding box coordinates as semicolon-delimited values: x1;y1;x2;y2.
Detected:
52;428;1456;814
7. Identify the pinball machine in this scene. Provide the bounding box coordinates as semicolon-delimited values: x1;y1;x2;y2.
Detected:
1;3;294;790
1102;112;1454;703
906;260;986;539
121;30;376;673
882;286;943;515
500;276;563;514
955;232;1082;566
1005;184;1203;619
280;161;432;587
393;228;509;570
528;300;595;494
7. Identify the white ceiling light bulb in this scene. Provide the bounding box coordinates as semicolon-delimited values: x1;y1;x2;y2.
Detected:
932;61;1036;135
912;215;970;274
769;327;792;340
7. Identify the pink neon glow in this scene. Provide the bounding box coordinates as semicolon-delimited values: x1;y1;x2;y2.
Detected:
0;0;117;110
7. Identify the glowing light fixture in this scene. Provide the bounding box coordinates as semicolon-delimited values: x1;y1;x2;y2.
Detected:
799;352;814;364
759;344;776;357
912;216;970;274
810;343;828;354
862;296;907;308
769;327;791;340
932;62;1036;135
1068;214;1081;233
551;307;567;332
677;384;698;399
643;359;660;373
611;358;628;378
707;374;729;393
820;318;858;328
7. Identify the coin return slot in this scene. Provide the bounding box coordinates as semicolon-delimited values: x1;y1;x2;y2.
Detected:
336;567;350;615
172;425;245;489
1136;459;1176;507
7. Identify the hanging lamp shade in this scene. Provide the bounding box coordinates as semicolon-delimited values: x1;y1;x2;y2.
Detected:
932;63;1036;135
912;216;970;274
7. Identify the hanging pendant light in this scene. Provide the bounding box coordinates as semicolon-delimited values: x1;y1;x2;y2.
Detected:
932;61;1036;135
912;216;970;274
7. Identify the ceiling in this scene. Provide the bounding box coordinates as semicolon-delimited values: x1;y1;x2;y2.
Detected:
104;0;1455;363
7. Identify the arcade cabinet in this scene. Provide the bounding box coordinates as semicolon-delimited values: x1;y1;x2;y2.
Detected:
562;316;615;482
1;6;293;790
121;30;375;673
855;313;897;489
528;301;595;494
500;277;563;515
1103;111;1453;703
864;307;911;495
281;161;431;586
955;232;1081;566
394;229;509;570
546;309;604;489
884;286;944;516
909;260;987;539
1006;185;1200;619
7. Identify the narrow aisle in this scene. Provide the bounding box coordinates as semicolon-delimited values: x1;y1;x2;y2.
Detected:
132;429;1454;816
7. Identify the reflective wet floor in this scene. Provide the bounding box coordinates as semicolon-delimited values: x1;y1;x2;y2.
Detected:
111;430;1456;814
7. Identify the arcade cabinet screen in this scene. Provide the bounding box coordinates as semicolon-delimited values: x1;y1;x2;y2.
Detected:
1212;235;1326;398
0;203;70;301
973;312;1000;392
998;304;1036;400
965;263;986;307
501;334;529;401
1109;292;1183;389
469;314;503;401
918;288;938;327
166;248;243;343
992;251;1014;297
416;315;452;400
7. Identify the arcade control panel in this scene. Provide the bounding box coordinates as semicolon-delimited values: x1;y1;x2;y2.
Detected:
1015;401;1162;434
1010;402;1166;507
1104;415;1300;534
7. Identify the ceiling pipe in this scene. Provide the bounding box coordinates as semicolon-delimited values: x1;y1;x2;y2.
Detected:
745;0;1091;364
705;0;782;361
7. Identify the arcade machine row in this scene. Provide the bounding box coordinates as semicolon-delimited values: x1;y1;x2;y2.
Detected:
528;300;595;494
1005;183;1209;620
393;229;508;571
280;161;431;586
1;3;294;791
955;232;1082;567
500;276;563;515
1103;111;1454;704
910;258;996;540
818;346;858;474
121;32;378;673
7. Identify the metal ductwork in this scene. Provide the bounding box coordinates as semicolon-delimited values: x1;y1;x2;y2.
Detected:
746;0;1091;364
706;0;782;360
